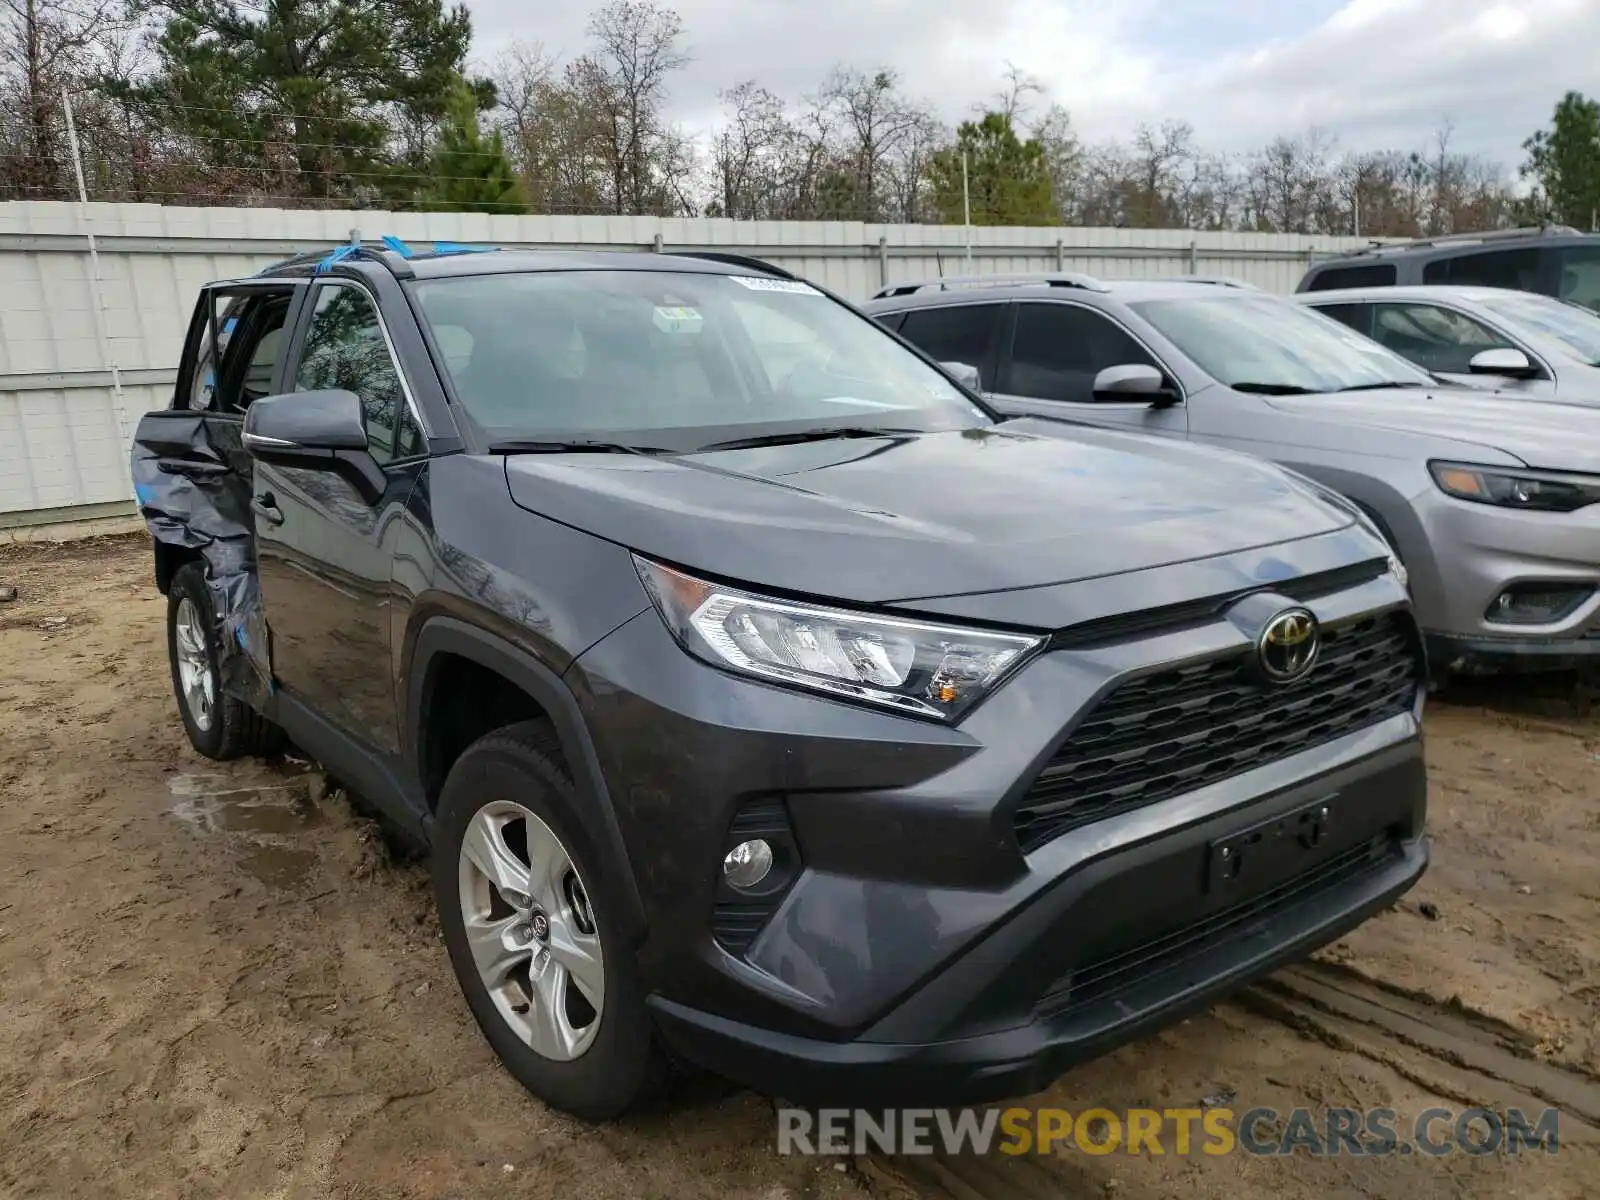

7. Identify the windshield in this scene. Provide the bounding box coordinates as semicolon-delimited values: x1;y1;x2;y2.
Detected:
1479;290;1600;365
409;269;988;448
1131;295;1435;393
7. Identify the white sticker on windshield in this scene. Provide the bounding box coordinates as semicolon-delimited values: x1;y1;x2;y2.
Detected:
653;305;704;334
729;275;821;295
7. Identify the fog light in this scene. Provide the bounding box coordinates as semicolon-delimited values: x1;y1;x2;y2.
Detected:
722;839;773;890
1486;584;1592;625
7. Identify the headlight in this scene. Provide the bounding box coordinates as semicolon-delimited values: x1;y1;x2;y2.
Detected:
1429;462;1600;513
634;557;1043;721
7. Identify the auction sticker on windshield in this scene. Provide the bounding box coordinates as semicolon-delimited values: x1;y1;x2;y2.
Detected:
653;305;704;334
729;276;823;295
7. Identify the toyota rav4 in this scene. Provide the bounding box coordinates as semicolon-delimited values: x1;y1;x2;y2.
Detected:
131;243;1428;1120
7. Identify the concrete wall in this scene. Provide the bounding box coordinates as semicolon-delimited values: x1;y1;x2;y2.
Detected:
0;201;1377;523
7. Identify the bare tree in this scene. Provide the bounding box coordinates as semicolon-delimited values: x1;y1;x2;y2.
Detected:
586;0;690;214
1029;102;1080;221
0;0;127;198
880;105;943;223
817;66;923;221
1124;120;1196;227
992;61;1044;125
709;80;789;219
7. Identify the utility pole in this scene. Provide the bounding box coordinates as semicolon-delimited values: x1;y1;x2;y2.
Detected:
961;151;972;273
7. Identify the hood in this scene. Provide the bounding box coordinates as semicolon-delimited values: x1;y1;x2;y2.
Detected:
503;420;1353;608
1266;387;1600;471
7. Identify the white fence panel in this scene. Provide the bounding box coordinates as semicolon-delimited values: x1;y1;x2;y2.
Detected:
0;201;1377;523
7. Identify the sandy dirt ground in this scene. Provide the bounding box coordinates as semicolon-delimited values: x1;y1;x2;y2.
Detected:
0;534;1596;1200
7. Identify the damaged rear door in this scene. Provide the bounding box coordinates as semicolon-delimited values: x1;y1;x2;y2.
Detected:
131;281;304;707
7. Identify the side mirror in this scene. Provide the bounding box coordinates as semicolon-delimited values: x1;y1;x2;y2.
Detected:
939;361;983;392
1467;347;1536;379
1093;363;1177;406
242;390;368;456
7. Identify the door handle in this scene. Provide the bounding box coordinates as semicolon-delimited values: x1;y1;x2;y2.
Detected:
251;492;285;525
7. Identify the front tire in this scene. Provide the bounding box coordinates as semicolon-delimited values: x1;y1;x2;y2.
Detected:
166;562;281;760
432;720;665;1121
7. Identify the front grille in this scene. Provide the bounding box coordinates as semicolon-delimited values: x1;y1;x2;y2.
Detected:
1036;833;1396;1018
1013;612;1420;852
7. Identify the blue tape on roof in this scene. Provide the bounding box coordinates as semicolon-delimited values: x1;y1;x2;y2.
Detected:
432;240;498;255
310;237;500;273
314;243;360;274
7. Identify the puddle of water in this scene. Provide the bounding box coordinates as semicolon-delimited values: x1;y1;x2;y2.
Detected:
167;773;324;889
168;778;322;836
169;789;321;835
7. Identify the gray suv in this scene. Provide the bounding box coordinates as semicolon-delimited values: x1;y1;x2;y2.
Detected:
1297;226;1600;313
1296;285;1600;403
867;274;1600;677
131;244;1426;1119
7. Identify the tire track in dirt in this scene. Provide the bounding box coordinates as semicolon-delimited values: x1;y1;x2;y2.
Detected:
1241;962;1600;1136
860;960;1600;1199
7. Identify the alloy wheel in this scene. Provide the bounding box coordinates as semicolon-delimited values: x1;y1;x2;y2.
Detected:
457;800;605;1061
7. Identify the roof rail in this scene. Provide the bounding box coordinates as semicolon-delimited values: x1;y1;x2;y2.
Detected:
1344;224;1586;257
871;271;1109;300
669;251;799;280
1148;275;1261;290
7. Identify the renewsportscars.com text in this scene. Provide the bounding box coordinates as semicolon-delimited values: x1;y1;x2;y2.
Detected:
777;1106;1561;1157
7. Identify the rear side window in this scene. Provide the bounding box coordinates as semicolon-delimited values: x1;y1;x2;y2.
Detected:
1423;248;1541;291
1553;245;1600;312
896;304;1003;385
1304;263;1396;291
294;284;423;463
1004;303;1162;404
1307;303;1370;336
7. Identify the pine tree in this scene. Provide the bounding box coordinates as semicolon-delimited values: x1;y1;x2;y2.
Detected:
118;0;487;205
927;113;1055;227
423;83;526;213
1522;92;1600;230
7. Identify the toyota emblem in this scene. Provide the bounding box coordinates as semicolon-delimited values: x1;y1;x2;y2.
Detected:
1257;608;1320;684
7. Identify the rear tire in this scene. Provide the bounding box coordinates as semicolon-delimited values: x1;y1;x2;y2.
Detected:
432;720;665;1121
166;562;282;760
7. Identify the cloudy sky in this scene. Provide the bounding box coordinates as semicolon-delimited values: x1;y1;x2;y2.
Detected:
463;0;1598;166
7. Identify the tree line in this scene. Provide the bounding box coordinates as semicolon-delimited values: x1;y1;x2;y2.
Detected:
4;0;1599;236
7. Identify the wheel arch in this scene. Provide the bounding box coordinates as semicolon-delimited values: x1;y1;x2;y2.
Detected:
153;538;203;595
406;617;646;937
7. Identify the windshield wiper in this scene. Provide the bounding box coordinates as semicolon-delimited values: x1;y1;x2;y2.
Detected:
696;426;924;453
1334;381;1429;392
487;439;672;457
1230;382;1320;395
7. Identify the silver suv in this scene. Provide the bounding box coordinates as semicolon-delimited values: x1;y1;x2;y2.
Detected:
1295;285;1600;403
865;274;1600;679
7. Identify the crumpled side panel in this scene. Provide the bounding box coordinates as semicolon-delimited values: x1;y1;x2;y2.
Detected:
131;411;272;707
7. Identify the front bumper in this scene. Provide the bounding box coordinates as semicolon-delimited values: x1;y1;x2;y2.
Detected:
653;811;1425;1107
1427;630;1600;675
1408;487;1600;670
565;567;1425;1103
